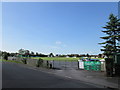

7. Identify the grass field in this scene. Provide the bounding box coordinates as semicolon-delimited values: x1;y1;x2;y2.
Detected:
31;57;104;61
31;57;80;61
0;59;22;63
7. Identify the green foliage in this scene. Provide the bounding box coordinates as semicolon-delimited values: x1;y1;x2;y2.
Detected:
49;53;54;57
18;49;30;57
36;58;43;67
32;57;79;61
0;59;22;63
2;52;8;60
21;58;27;64
99;14;120;58
31;51;34;55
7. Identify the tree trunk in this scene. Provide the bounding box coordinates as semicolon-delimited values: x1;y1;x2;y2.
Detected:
105;58;114;77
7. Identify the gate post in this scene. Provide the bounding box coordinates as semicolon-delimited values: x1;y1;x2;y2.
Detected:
78;60;79;69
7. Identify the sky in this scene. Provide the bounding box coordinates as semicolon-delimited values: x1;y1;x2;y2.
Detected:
2;2;118;55
1;0;120;2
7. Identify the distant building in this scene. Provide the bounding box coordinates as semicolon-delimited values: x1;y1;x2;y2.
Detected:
18;49;30;57
73;56;77;58
66;56;69;58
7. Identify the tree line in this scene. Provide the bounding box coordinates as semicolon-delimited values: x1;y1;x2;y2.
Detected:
0;50;104;60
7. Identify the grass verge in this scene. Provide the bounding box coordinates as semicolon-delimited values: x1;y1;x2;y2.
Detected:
31;57;80;62
0;59;22;64
31;57;104;61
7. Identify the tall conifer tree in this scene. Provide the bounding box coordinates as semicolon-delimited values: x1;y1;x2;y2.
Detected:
99;14;120;58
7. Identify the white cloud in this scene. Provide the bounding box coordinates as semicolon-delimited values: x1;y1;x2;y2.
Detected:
55;41;62;45
55;41;67;48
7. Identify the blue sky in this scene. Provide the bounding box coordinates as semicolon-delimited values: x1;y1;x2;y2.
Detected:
2;2;118;55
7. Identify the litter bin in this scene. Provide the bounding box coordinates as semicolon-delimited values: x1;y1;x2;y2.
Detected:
84;61;91;70
84;61;88;70
84;61;101;71
91;61;95;71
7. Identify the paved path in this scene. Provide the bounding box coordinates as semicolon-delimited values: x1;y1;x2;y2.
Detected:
2;61;103;88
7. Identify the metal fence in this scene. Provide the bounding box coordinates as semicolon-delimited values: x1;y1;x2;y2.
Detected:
50;60;78;70
7;57;79;70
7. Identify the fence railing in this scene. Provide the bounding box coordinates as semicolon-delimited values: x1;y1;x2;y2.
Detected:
7;57;78;70
7;57;106;71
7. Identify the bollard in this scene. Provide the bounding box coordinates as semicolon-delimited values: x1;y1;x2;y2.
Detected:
50;63;52;69
53;60;54;69
46;61;49;68
49;61;53;69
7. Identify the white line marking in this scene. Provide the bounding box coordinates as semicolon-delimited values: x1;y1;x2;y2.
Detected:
65;76;72;78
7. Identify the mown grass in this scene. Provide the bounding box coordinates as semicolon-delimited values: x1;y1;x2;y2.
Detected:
11;57;104;62
31;57;80;61
31;57;104;61
0;59;22;63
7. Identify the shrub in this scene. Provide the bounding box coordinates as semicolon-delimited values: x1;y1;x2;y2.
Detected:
21;58;27;64
3;54;8;60
36;58;43;67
